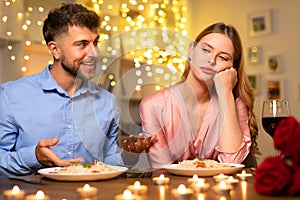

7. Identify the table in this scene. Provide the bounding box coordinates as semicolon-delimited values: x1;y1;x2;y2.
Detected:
0;169;297;200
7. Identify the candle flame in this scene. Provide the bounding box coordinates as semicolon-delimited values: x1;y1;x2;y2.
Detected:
36;190;45;199
159;174;165;179
123;189;133;199
198;193;205;200
219;181;227;189
134;181;141;189
83;184;91;191
12;185;20;194
177;184;187;193
192;174;198;181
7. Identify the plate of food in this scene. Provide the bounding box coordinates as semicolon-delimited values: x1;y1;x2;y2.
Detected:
162;158;244;177
38;161;128;181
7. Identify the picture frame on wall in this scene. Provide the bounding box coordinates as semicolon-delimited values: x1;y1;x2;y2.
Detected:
266;79;283;100
248;46;261;64
248;74;260;95
268;54;281;73
248;9;272;37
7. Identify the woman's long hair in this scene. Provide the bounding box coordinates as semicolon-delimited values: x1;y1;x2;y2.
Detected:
183;22;260;156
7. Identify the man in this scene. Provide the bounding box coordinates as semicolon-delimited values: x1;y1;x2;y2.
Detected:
0;3;154;177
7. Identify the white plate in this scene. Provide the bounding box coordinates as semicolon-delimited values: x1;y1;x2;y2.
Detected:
38;166;128;181
162;163;244;177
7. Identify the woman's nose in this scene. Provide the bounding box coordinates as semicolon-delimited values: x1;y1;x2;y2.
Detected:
208;57;215;65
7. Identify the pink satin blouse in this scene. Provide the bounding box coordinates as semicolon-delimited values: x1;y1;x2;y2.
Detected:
139;85;251;169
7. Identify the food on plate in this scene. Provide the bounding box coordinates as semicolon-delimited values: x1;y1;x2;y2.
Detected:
49;161;115;174
176;158;230;169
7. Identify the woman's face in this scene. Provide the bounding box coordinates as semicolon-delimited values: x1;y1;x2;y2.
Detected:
189;33;234;81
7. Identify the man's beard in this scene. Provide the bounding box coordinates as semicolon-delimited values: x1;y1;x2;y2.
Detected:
60;53;96;80
61;61;78;78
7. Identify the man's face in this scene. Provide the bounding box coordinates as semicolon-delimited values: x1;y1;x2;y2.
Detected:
57;26;99;80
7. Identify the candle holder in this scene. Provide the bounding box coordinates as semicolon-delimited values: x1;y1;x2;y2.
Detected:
213;173;229;182
213;181;232;196
127;181;148;195
152;174;170;185
4;185;26;200
225;176;239;187
187;174;204;185
114;189;140;200
237;170;252;181
25;190;50;200
76;184;98;199
171;184;193;200
190;179;210;193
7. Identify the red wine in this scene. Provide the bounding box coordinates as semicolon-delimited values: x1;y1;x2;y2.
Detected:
262;117;287;137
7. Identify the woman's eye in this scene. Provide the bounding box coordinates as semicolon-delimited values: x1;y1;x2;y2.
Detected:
219;56;229;61
201;48;209;53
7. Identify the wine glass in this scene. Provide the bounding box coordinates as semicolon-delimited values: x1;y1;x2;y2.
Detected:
262;99;290;138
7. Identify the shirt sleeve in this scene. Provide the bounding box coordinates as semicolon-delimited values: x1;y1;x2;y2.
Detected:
215;98;251;163
0;86;42;177
139;92;173;169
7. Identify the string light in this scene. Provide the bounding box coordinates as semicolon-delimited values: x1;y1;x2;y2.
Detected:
86;0;188;85
1;0;188;91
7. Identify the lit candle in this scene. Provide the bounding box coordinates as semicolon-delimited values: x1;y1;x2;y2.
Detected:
213;173;229;182
197;193;205;200
4;185;26;200
187;174;204;185
190;179;210;193
152;174;170;185
76;184;98;199
114;189;139;200
225;176;239;186
127;181;148;195
171;184;193;200
25;190;50;200
214;181;231;196
237;170;252;181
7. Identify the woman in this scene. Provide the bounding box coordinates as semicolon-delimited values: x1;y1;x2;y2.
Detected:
140;22;259;169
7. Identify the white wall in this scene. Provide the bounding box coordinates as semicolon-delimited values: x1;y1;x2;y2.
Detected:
187;0;300;164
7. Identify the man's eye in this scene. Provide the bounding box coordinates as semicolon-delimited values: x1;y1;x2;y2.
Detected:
93;40;99;46
78;43;87;47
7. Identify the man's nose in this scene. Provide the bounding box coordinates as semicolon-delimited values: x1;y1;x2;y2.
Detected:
89;45;99;57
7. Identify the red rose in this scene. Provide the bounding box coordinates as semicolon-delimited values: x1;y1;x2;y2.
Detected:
289;168;300;196
255;156;293;196
274;116;298;154
287;124;300;166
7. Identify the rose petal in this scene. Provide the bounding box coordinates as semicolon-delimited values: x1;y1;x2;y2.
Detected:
289;168;300;195
274;116;298;153
255;156;293;195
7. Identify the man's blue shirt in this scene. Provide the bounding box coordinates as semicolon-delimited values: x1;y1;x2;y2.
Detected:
0;65;125;177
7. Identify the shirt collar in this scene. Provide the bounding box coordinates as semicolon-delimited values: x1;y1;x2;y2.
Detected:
39;65;99;96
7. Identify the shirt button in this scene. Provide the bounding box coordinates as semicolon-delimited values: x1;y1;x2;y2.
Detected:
68;124;72;128
67;151;72;156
